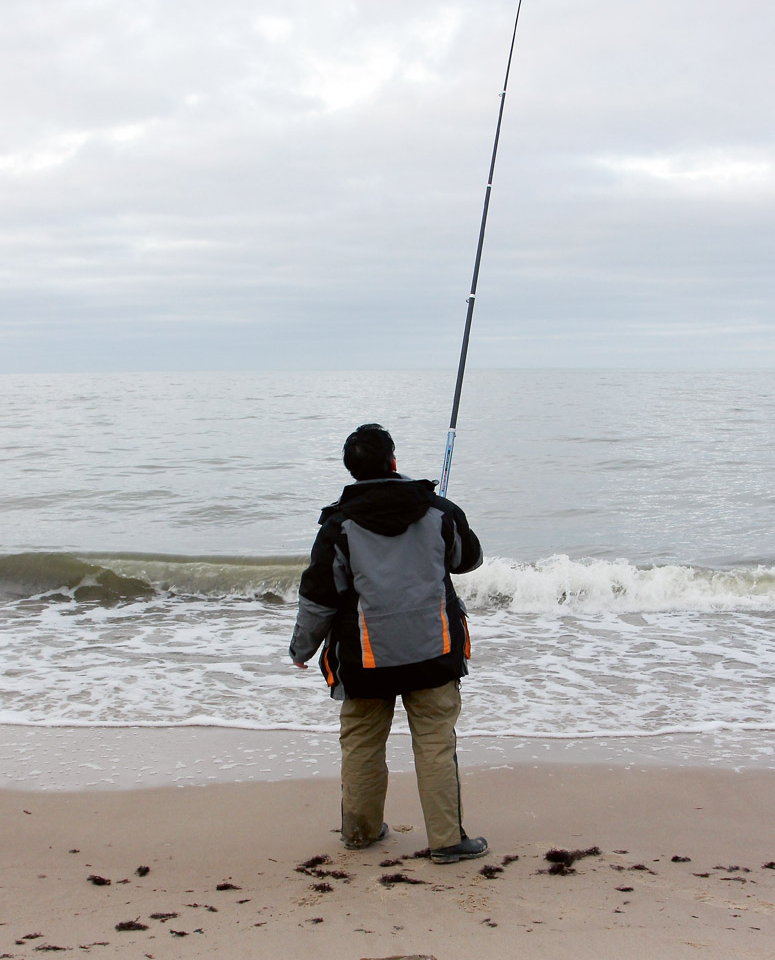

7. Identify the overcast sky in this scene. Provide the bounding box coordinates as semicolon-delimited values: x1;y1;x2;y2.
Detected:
2;0;773;372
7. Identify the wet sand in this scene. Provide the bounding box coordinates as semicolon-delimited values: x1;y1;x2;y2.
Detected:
2;750;774;959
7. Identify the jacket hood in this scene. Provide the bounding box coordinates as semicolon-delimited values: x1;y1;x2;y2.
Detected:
320;476;438;537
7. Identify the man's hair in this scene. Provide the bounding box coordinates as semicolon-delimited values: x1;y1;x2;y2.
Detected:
342;423;396;480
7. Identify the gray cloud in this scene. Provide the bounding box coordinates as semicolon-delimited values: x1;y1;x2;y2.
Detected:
1;0;773;371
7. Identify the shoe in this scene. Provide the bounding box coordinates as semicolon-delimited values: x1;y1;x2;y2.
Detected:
430;836;489;864
343;822;389;850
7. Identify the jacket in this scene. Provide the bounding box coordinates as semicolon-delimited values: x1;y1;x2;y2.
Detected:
289;474;483;699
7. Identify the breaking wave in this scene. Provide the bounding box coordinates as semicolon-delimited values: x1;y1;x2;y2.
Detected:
456;555;775;614
1;551;774;614
0;552;306;605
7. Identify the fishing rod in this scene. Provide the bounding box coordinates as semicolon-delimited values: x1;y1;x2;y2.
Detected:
439;0;523;498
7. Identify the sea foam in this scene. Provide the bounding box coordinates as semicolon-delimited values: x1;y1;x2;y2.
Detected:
456;555;775;614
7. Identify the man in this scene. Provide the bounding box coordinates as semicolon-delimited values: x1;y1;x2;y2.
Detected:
289;423;487;864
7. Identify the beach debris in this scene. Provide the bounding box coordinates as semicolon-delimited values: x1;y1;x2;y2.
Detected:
19;934;43;941
169;930;188;937
87;874;111;886
547;846;601;865
296;854;351;881
478;864;504;879
714;864;750;872
763;862;775;870
481;918;499;927
311;882;333;893
216;881;242;891
149;913;178;923
379;873;428;887
298;854;332;870
308;917;324;924
380;858;405;867
671;855;691;863
502;854;520;866
135;866;150;877
32;946;68;952
411;848;431;859
296;856;331;876
693;872;711;878
615;886;634;892
629;864;656;874
115;920;149;932
542;846;601;874
547;862;575;876
69;849;80;854
186;903;218;912
358;955;437;959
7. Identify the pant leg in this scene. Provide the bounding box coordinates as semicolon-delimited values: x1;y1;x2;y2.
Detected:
402;680;463;850
339;696;395;845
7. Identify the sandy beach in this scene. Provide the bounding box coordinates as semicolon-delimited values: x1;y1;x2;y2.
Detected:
2;734;774;960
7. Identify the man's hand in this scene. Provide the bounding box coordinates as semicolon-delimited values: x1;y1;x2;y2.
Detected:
291;661;308;670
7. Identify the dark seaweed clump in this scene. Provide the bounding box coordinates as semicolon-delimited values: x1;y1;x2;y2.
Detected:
298;855;332;870
379;873;427;886
296;854;350;881
87;875;111;886
546;846;601;865
543;846;602;875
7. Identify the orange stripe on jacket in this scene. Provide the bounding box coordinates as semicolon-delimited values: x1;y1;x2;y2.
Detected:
441;601;451;655
323;648;335;687
361;613;376;669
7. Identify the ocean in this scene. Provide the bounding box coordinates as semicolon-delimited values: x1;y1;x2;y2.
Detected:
1;369;774;769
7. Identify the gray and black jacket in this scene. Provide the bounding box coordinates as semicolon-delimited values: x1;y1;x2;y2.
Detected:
289;474;483;699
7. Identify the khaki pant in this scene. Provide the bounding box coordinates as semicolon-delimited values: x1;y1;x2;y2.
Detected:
339;680;463;850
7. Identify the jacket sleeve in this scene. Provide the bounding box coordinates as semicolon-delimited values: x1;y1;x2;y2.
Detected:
446;501;483;574
289;521;342;664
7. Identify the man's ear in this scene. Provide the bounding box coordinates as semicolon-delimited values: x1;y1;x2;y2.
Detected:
391;458;397;472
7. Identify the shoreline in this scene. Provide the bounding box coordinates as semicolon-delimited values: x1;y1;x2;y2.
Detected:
2;724;775;793
2;763;774;958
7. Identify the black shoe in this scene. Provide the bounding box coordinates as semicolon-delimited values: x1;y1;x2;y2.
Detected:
430;836;489;864
343;822;389;850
